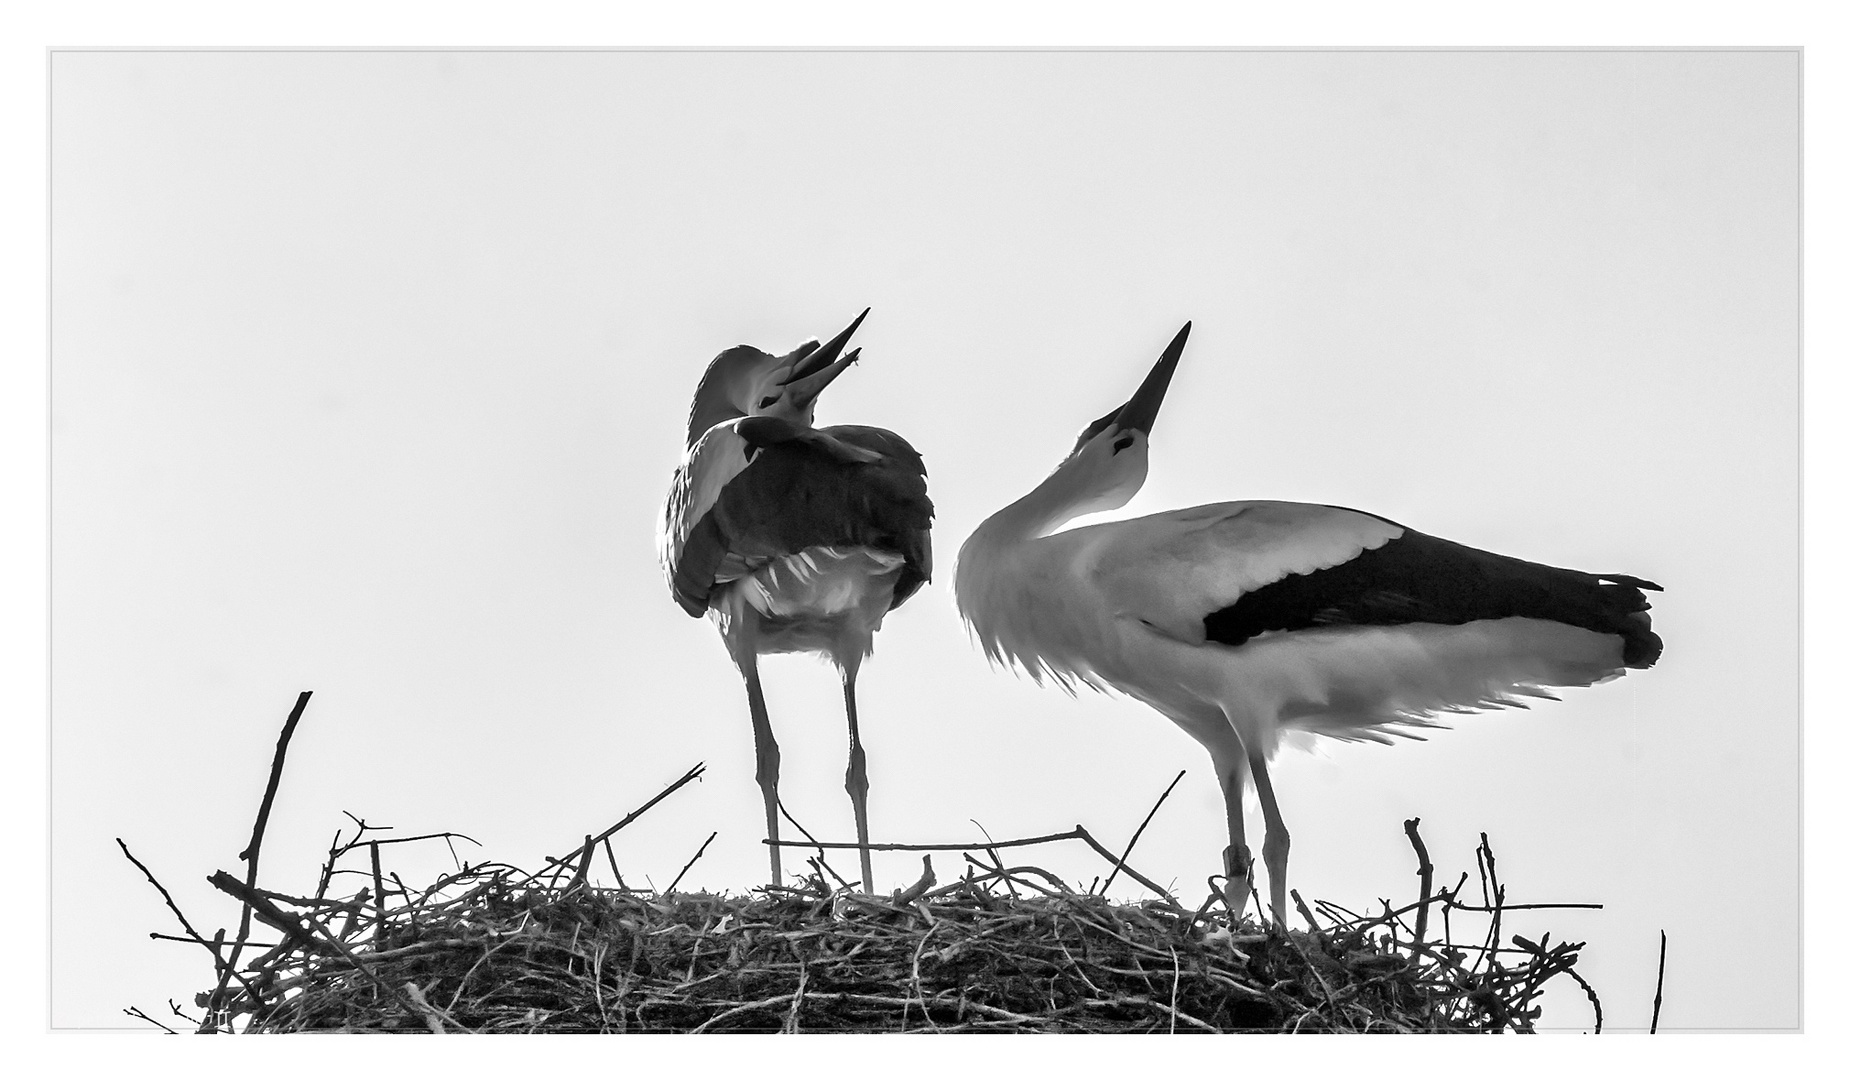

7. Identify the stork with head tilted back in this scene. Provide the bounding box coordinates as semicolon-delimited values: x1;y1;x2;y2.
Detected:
660;310;933;892
954;323;1661;926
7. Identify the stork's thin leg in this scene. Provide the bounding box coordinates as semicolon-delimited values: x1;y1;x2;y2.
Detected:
1213;751;1253;923
1247;748;1291;929
840;656;875;893
726;612;783;888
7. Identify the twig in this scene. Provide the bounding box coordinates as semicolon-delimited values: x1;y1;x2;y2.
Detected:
783;962;809;1034
1101;770;1184;894
1070;826;1182;908
893;856;937;904
315;828;344;900
207;870;428;1023
962;822;1015;900
117;838;256;1001
402;981;460;1034
1168;945;1180;1034
666;832;718;893
123;1005;178;1034
238;692;313;866
1650;930;1667;1034
765;828;1087;853
370;842;386;950
1564;965;1605;1034
214;691;313;1020
566;834;594;891
1290;889;1322;934
602;838;628;891
354;831;483;850
777;798;852;890
548;762;706;870
1403;818;1434;948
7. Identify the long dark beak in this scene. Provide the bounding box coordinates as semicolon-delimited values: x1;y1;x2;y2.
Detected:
779;307;869;409
1112;322;1190;437
784;308;869;384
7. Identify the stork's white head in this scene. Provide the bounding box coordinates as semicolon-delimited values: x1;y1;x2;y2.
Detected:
681;308;869;447
1046;321;1191;519
954;321;1193;680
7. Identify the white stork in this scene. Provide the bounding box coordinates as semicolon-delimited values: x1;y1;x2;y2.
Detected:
954;323;1661;926
660;310;933;892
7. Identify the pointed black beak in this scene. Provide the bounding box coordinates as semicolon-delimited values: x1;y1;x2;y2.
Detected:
784;307;870;385
779;307;870;410
1112;322;1190;437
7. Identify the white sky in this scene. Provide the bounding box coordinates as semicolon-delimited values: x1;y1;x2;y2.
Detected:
33;43;1812;1040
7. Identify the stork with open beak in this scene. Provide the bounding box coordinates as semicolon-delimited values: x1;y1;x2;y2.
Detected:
660;310;933;892
954;323;1661;926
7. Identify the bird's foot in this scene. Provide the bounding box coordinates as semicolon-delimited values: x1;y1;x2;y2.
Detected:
1220;872;1255;927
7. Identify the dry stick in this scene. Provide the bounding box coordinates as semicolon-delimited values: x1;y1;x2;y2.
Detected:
1436;900;1602;913
1403;818;1435;948
207;870;435;1029
1168;945;1181;1035
209;690;313;1025
1070;826;1181;908
547;762;706;871
402;982;461;1034
1650;930;1668;1034
167;999;203;1027
1100;770;1184;894
766;825;1180;907
765;829;1084;853
602;838;628;891
783;962;809;1034
123;1006;178;1034
666;832;718;893
149;931;280;949
370;842;386;951
352;830;482;850
1565;966;1605;1034
115;838;264;1006
237;692;314;867
315;829;344;900
1290;889;1323;934
566;834;594;891
969;849;1017;899
777;798;852;890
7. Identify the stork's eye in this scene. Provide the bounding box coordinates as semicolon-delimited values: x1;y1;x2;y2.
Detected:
759;395;779;409
1111;435;1135;453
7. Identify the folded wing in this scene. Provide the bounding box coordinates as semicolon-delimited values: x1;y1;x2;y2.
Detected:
667;421;933;617
1091;500;1660;668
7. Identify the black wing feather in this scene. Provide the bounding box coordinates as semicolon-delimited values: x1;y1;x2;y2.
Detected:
1201;526;1663;668
671;424;933;616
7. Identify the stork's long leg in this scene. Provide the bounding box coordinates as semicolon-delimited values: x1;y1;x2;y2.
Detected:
1212;750;1254;923
1246;748;1291;929
725;610;783;888
839;654;875;893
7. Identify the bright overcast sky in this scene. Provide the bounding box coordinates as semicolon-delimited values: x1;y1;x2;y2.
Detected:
46;48;1797;1032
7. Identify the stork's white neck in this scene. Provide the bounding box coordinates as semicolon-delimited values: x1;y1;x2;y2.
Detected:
954;453;1145;691
969;453;1144;548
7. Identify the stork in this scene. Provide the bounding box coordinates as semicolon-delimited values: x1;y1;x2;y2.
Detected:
660;310;933;893
954;323;1661;926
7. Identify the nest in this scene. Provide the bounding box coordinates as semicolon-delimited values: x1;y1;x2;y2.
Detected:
119;692;1607;1034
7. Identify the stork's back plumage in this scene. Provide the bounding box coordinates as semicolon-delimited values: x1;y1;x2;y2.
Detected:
666;420;932;619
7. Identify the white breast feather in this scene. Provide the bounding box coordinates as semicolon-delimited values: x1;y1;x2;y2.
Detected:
738;545;907;618
956;527;1116;694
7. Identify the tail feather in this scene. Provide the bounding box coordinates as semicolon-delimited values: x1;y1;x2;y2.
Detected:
1259;617;1639;745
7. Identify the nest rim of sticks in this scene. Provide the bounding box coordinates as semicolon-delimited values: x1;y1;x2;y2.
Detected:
119;691;1608;1035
